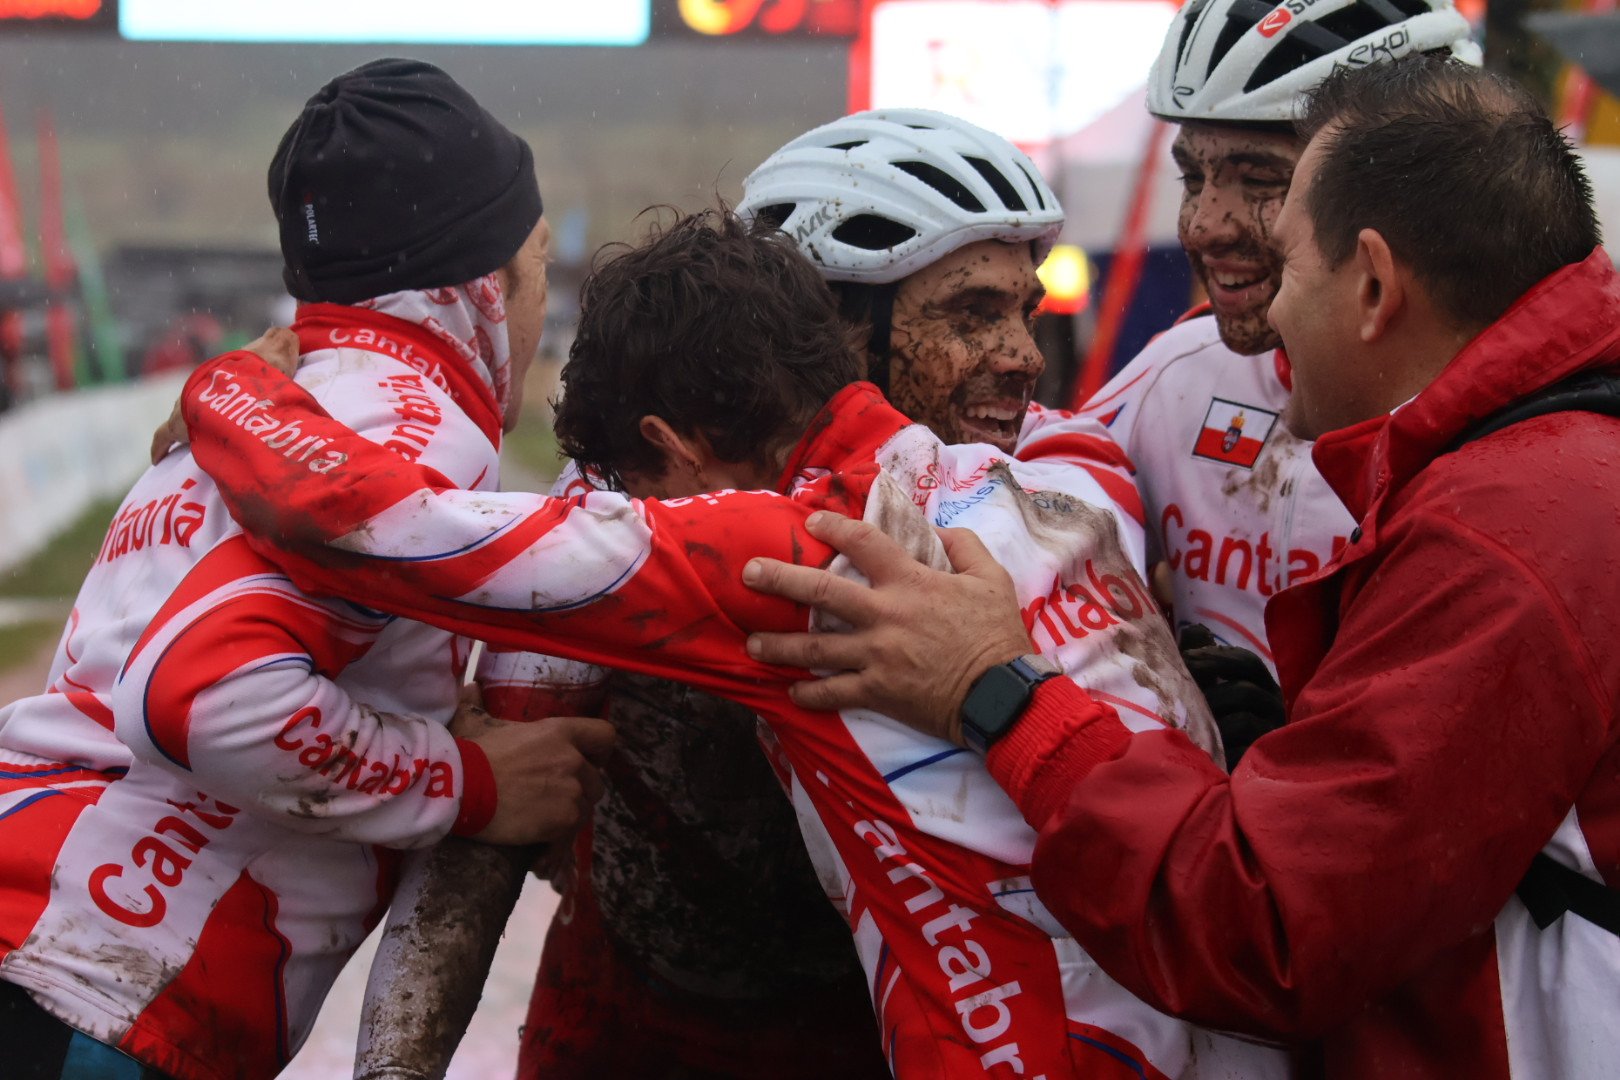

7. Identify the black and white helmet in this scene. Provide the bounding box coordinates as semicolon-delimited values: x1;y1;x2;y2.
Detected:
739;109;1063;285
1147;0;1480;125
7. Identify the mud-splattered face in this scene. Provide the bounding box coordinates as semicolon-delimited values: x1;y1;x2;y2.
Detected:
500;216;551;433
1173;124;1302;356
882;239;1044;454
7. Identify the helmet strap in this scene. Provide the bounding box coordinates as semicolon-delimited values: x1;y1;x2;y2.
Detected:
863;283;898;396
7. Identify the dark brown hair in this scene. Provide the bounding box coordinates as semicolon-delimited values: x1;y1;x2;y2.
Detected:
553;207;862;491
1297;55;1600;329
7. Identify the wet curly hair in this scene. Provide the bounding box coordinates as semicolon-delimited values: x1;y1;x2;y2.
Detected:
553;206;863;492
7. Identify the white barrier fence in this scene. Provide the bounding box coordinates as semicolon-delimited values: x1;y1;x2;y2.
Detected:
0;373;188;577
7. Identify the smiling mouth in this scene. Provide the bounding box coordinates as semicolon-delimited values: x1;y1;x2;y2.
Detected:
1209;268;1267;291
958;402;1024;450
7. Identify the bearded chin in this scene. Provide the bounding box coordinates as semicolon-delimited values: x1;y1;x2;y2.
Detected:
1214;308;1283;357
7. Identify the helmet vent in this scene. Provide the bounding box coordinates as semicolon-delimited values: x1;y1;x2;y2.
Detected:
1314;4;1399;47
1244;22;1351;91
1176;0;1212;71
1384;0;1432;18
1017;163;1048;210
754;203;797;230
894;160;986;212
1207;0;1271;77
832;215;919;251
829;140;868;151
966;156;1028;211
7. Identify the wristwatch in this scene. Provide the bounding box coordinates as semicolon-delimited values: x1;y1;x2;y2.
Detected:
959;654;1061;755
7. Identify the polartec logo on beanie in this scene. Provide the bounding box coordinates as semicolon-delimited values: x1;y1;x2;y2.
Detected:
302;194;320;246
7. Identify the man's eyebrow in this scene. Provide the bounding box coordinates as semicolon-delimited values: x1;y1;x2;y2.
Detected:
1225;151;1294;170
1171;145;1199;170
939;284;1018;307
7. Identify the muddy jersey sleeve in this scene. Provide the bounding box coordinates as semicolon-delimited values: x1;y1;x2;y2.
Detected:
1015;401;1143;530
474;467;610;721
179;352;835;713
110;355;505;847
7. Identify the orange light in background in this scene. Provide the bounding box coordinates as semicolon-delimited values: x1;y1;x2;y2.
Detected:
1037;244;1091;316
0;0;99;17
678;0;857;35
679;0;765;35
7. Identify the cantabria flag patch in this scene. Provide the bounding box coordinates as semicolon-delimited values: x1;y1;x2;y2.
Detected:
1192;398;1277;469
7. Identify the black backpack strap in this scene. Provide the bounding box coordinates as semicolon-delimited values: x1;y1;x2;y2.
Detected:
1450;370;1620;452
1516;853;1620;935
1453;371;1620;935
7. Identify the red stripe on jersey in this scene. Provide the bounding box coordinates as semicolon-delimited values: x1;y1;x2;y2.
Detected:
124;537;271;673
61;692;115;732
1083;466;1146;527
0;773;106;960
121;871;295;1080
1090;690;1171;728
1018;431;1135;473
1016;433;1143;525
132;537;380;769
1192;607;1275;664
1082;368;1152;412
777;717;1075;1079
1066;1021;1173;1080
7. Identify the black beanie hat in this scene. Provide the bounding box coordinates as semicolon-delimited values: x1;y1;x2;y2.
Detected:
269;58;543;304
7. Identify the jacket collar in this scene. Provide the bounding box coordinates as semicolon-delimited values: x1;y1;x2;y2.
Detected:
292;303;505;448
774;382;913;493
1313;247;1620;521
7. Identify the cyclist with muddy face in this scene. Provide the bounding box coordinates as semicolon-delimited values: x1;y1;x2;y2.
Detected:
505;110;1103;1080
1078;0;1476;733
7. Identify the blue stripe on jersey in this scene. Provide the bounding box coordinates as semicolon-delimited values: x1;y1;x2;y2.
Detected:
1070;1031;1149;1077
882;747;965;784
0;790;64;823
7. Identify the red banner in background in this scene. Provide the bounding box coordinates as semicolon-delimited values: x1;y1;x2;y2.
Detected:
38;109;78;392
1070;118;1168;409
0;101;26;401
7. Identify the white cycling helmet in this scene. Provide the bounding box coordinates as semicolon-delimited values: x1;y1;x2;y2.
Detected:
738;108;1063;286
1147;0;1481;125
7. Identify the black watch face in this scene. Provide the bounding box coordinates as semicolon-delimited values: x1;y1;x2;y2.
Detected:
962;664;1035;748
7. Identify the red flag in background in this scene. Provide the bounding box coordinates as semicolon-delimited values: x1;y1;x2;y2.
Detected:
0;100;27;401
38;108;78;392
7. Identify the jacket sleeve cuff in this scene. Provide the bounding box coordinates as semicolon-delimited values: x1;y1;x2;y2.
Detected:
986;677;1133;829
450;738;497;837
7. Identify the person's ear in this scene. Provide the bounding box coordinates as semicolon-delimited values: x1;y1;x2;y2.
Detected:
638;416;705;481
1354;227;1403;343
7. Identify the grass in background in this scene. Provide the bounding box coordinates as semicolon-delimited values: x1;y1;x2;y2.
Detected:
0;498;119;601
0;621;61;672
0;498;119;671
502;419;564;483
501;359;567;483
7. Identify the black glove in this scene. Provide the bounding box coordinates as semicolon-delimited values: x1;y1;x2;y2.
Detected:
1178;624;1285;770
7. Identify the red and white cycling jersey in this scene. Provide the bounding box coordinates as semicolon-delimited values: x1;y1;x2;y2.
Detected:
0;296;509;1080
184;354;1287;1080
1081;313;1355;668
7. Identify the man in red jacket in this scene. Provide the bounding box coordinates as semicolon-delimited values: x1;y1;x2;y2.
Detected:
742;56;1620;1079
